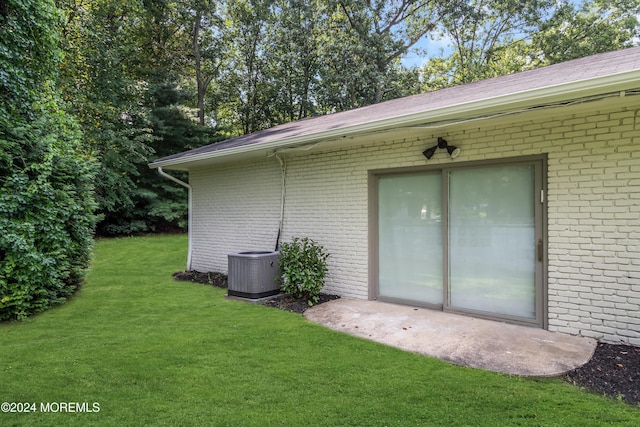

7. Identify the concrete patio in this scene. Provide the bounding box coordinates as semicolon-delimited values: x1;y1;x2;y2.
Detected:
304;299;596;376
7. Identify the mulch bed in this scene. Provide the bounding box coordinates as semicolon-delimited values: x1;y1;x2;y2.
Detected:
173;270;640;406
172;271;228;288
564;343;640;405
172;270;339;313
262;293;341;314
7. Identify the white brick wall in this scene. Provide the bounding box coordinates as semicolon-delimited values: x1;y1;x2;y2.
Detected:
189;161;282;269
188;101;640;344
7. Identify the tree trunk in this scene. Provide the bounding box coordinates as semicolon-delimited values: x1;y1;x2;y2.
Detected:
193;9;205;126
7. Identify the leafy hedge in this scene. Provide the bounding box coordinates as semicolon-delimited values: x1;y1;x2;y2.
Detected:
278;237;330;306
0;0;97;320
0;112;97;320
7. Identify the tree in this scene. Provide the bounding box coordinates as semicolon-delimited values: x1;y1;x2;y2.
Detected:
216;0;278;134
421;0;640;89
268;0;323;122
318;0;442;109
57;0;156;234
57;0;224;235
0;0;97;320
422;0;558;87
532;0;640;65
187;0;226;126
128;82;223;234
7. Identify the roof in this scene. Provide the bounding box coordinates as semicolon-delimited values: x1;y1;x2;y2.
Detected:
150;47;640;170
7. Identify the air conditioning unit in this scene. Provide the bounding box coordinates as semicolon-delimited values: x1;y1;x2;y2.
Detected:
227;251;281;299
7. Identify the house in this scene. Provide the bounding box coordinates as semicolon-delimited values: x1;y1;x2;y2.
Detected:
150;48;640;345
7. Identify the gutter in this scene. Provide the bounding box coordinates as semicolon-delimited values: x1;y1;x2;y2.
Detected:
148;69;640;170
157;167;193;271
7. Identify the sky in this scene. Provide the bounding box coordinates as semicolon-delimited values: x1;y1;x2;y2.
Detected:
401;34;453;68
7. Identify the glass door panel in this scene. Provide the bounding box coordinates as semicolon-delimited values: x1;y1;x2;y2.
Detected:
447;165;536;319
378;173;443;305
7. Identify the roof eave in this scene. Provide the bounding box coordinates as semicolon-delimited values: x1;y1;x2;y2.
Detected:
148;69;640;170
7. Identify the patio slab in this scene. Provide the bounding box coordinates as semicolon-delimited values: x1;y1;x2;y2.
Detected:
304;299;596;376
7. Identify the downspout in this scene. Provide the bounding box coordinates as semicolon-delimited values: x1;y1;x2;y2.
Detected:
275;153;287;251
157;167;193;271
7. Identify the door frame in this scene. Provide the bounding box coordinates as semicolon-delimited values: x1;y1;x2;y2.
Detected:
369;155;548;328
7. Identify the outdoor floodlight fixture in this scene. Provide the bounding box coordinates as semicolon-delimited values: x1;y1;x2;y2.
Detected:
423;137;460;160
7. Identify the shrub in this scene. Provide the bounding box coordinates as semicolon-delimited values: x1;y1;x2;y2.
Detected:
0;0;97;320
0;110;97;321
278;237;329;306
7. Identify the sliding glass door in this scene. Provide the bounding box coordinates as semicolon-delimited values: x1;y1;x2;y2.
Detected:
375;158;544;325
447;165;536;319
378;172;443;305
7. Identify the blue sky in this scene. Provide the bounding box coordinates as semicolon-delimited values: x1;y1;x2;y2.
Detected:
401;34;452;68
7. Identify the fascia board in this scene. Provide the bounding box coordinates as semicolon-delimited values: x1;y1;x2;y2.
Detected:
149;69;640;170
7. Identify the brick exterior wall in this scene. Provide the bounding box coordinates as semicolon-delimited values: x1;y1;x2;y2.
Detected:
188;101;640;345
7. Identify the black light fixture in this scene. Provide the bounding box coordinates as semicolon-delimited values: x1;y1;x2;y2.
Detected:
423;137;460;160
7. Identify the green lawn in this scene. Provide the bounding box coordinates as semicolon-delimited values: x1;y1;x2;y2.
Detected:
0;234;638;426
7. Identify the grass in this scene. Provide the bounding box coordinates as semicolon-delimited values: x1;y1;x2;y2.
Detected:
0;234;638;426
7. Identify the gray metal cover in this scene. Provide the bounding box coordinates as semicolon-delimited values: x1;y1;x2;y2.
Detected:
227;251;281;298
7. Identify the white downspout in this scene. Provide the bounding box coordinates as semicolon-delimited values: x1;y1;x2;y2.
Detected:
157;167;193;271
275;153;287;251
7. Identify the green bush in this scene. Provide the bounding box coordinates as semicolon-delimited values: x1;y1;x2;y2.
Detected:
0;109;97;321
278;237;329;306
0;0;97;320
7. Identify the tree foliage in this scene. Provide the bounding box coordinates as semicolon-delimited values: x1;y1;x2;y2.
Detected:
0;0;96;320
57;0;156;234
269;0;323;122
55;0;224;235
421;0;640;89
320;0;440;107
431;0;556;84
220;0;276;134
533;0;640;65
125;82;223;235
